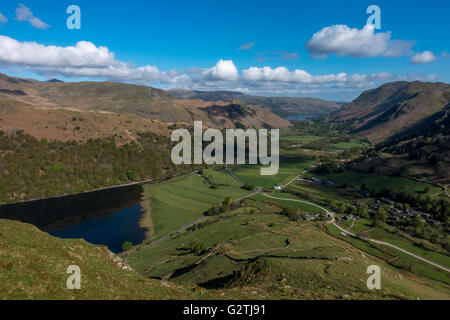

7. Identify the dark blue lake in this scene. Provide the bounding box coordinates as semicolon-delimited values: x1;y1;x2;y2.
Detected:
50;204;146;253
0;184;147;254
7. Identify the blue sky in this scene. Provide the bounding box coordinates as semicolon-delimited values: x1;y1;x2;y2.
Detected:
0;0;449;100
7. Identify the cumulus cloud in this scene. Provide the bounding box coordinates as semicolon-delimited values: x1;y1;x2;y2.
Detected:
306;24;414;58
411;51;437;64
0;36;116;68
242;66;371;85
0;12;8;24
16;3;50;29
0;35;161;82
238;42;254;50
200;59;239;81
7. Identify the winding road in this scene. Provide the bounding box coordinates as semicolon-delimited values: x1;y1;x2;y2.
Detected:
260;193;450;273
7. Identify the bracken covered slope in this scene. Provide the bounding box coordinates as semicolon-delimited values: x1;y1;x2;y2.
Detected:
0;73;291;133
331;81;450;142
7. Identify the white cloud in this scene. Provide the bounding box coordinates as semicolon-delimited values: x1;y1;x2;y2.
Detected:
0;35;161;82
242;66;374;85
411;51;437;64
16;3;50;29
238;42;254;50
201;59;239;81
0;36;116;68
306;24;414;58
0;35;440;99
0;12;8;24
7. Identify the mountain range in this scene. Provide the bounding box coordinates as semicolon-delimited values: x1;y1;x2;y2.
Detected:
167;89;343;118
332;80;450;183
0;73;291;142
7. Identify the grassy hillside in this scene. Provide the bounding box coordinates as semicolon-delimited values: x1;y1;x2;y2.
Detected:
0;219;197;299
125;208;450;300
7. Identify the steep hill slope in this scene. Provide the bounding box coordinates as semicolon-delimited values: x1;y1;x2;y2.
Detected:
332;81;450;142
168;89;342;118
0;74;290;130
0;219;195;299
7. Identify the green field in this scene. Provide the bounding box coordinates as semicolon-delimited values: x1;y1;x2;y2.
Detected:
279;135;322;143
337;218;450;267
230;165;294;188
229;155;314;188
202;167;244;187
328;221;450;284
142;172;250;240
289;180;355;204
367;228;450;268
250;193;326;214
311;169;441;195
330;141;370;150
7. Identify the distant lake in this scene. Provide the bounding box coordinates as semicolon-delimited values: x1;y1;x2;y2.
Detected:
285;115;319;121
50;204;146;253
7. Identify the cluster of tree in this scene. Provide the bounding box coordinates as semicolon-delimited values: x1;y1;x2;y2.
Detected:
339;146;365;159
205;196;240;216
312;160;343;174
290;120;353;137
121;241;133;252
0;131;194;204
302;139;332;151
391;217;450;252
335;201;370;219
199;169;222;189
281;207;304;221
372;207;388;227
380;132;449;178
186;240;206;255
242;183;256;190
364;186;449;223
